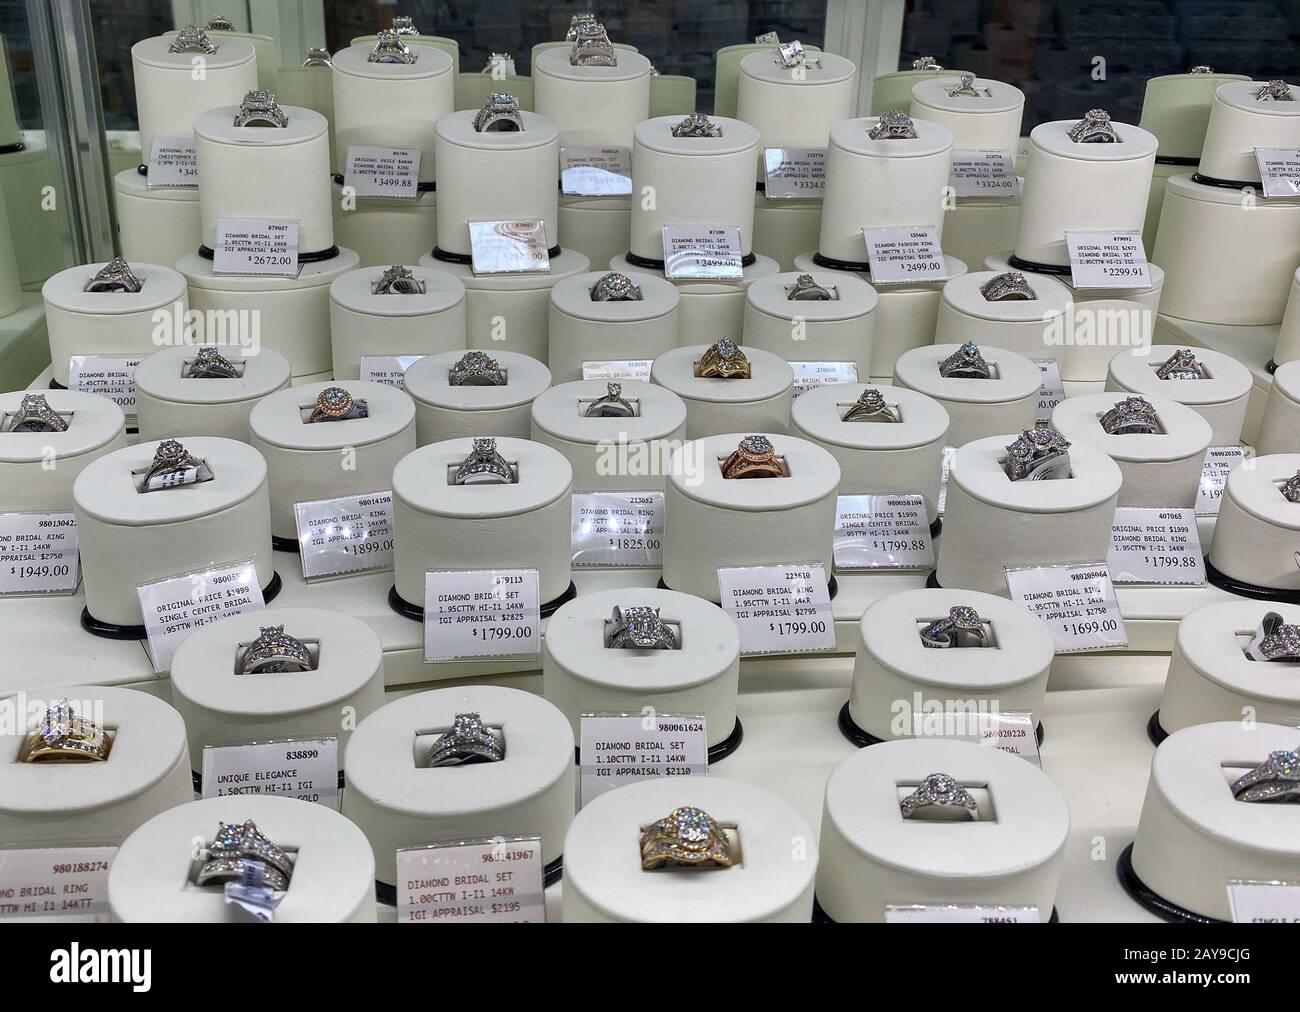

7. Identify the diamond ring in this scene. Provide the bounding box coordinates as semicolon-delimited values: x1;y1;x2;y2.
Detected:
452;437;516;485
1100;395;1160;435
427;712;505;767
570;21;617;67
371;265;426;295
1154;348;1208;381
786;273;834;301
368;28;416;64
979;271;1035;302
234;89;289;128
1231;747;1300;802
448;350;506;386
391;15;420;35
196;820;294;890
1256;80;1294;102
1282;471;1300;504
918;605;989;649
7;392;69;433
205;15;233;30
672;112;722;138
302;48;331;68
308;386;367;423
138;438;211;491
473;92;523;132
912;56;943;70
869;109;918;140
939;341;991;379
1189;65;1214;74
84;256;143;294
1003;423;1072;481
590;271;642;302
841;387;900;423
1245;612;1300;662
720;434;786;479
695;338;751;379
585;381;636;418
640;807;740;870
900;773;980;819
238;625;315;674
168;25;218;54
1067;108;1118;143
608;605;678;650
946;74;990;98
774;40;819;69
566;13;597;40
184;346;241;379
21;699;110;763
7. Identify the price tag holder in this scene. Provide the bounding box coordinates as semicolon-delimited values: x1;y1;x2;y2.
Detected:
396;836;546;923
422;568;540;662
560;145;633;196
360;354;424;388
294;490;395;581
862;226;950;285
469;219;550;275
791;360;857;397
948;149;1020;198
717;562;836;656
910;708;1042;767
581;359;653;382
762;147;826;199
137;559;266;673
754;30;780;44
67;355;141;416
1004;561;1128;653
833;494;934;571
662;225;744;280
213;217;300;277
579;712;708;807
146;135;198;188
344;145;421;199
571;491;664;567
1108;506;1205;586
1034;359;1066;423
0;512;79;596
0;846;117;921
1255;147;1300;199
1228;880;1300;923
885;903;1041;924
1196;445;1247;515
1064;230;1151;289
200;737;339;808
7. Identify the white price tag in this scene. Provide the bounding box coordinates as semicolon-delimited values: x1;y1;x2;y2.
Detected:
717;562;835;656
360;354;424;388
937;445;956;514
581;359;653;382
468;219;550;275
396;837;546;923
1034;359;1066;422
863;226;950;285
1065;230;1151;289
137;560;265;673
1108;506;1205;586
344;145;421;199
0;846;116;920
1004;561;1128;653
762;147;826;199
1254;147;1300;199
948;149;1020;198
579;712;708;806
662;225;743;280
213;217;300;277
1196;445;1247;515
560;145;633;196
146;135;198;188
294;490;394;580
422;569;540;662
0;512;79;596
754;31;780;44
885;904;1041;924
571;491;664;567
833;494;934;571
791;360;858;396
911;707;1041;767
1228;880;1300;923
67;355;141;415
201;737;339;808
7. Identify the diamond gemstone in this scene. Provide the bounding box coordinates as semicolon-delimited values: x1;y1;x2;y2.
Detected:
741;435;772;455
671;807;713;848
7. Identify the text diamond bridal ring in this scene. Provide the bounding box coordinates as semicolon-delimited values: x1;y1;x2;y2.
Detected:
640;807;740;870
900;773;980;819
427;712;505;766
1231;747;1300;803
453;437;515;484
919;605;989;648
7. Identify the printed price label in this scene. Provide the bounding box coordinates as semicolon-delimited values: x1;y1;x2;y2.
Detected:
717;562;836;656
213;218;300;277
762;147;826;199
791;360;858;396
571;491;664;567
949;149;1020;198
754;30;780;44
581;359;653;382
1196;445;1247;515
833;494;934;570
469;219;550;275
137;560;266;673
1034;359;1066;422
1255;147;1300;199
0;846;116;920
396;837;546;923
863;226;949;285
201;738;339;809
663;225;743;280
360;354;424;388
67;355;141;415
1108;506;1205;586
146;135;198;188
1004;561;1127;653
0;512;79;596
910;708;1041;767
560;145;633;196
885;904;1041;924
1065;230;1151;289
423;569;540;662
580;712;708;806
1228;880;1300;923
294;490;394;580
344;145;421;199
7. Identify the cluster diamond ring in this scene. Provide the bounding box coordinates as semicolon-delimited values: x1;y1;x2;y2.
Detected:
721;434;786;479
919;605;988;649
979;271;1035;302
1282;470;1300;504
609;605;678;649
169;25;217;54
1100;395;1159;435
695;338;750;379
1004;423;1072;481
368;29;416;64
234;89;288;128
590;272;642;301
869;109;918;139
1245;612;1300;662
900;773;980;819
448;350;506;386
22;699;110;762
238;625;314;674
473;92;523;132
1067;108;1118;143
640;807;739;870
672;112;722;138
427;712;505;767
84;256;142;294
570;22;617;66
371;265;426;295
1256;80;1294;102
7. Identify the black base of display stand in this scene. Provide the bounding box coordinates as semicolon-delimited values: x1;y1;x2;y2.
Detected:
1267;358;1279;374
48;377;65;389
929;516;942;539
574;717;744;767
1146;710;1170;747
837;701;1043;749
375;855;563;906
925;570;941;589
1190;172;1257;192
80;571;282;640
387;580;578;622
1006;254;1073;277
1116;842;1222;923
272;535;302;554
1154;155;1200;167
657;575;839;599
0;141;26;154
810;251;869;273
1205;556;1300;604
812;894;1060;922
